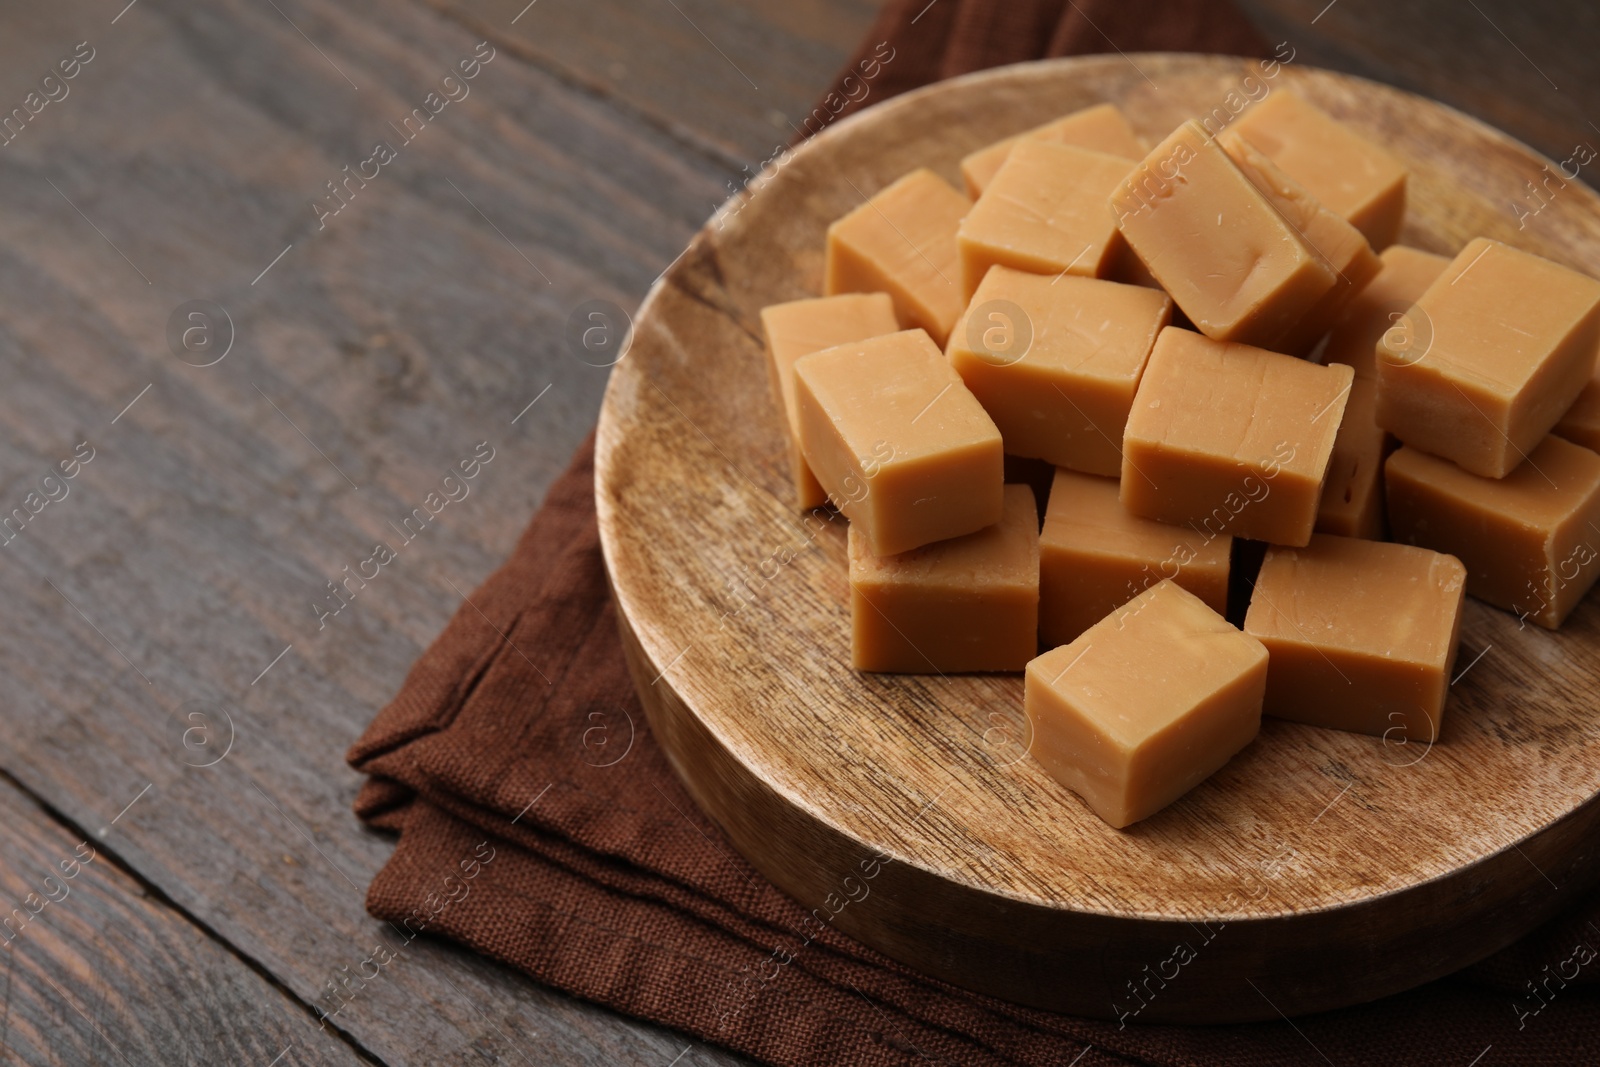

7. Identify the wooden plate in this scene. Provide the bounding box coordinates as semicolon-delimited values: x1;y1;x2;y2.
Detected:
594;53;1600;1023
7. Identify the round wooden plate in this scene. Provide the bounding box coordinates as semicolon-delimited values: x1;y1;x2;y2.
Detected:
594;54;1600;1023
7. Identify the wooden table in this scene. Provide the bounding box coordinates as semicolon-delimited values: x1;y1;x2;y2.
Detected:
0;1;1592;1063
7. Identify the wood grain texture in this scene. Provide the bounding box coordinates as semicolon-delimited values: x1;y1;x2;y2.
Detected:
0;773;372;1066
419;0;882;168
0;0;802;1063
597;53;1600;1023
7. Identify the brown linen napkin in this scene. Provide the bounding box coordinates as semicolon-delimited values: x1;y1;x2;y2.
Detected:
350;3;1600;1063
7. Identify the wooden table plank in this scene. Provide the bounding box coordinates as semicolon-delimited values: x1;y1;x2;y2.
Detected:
0;0;808;1062
0;772;374;1065
421;0;882;167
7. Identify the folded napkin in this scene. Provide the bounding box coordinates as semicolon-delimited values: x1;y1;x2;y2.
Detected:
350;2;1600;1063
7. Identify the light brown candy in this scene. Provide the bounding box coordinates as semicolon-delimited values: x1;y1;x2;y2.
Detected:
946;266;1172;476
1244;534;1466;742
849;485;1039;673
1121;327;1352;547
958;141;1134;300
1223;90;1408;249
1039;467;1230;647
1556;371;1600;452
1322;245;1449;381
1375;237;1600;479
1112;120;1338;349
1386;436;1600;629
959;103;1144;198
1220;135;1381;354
760;294;900;510
1025;580;1267;829
795;329;1003;556
825;169;969;345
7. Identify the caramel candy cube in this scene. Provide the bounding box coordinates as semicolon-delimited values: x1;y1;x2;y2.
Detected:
1375;238;1600;479
1244;535;1466;742
958;141;1134;299
1025;580;1267;829
1121;328;1352;547
1039;467;1230;646
960;103;1144;198
795;329;1003;556
1386;437;1600;629
761;294;900;511
1322;246;1450;380
849;485;1039;673
946;266;1172;476
1111;120;1338;349
1223;90;1408;249
825;169;969;345
1316;377;1391;541
1556;370;1600;452
1220;135;1381;354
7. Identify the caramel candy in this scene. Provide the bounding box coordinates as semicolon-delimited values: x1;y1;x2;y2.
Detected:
1322;246;1450;380
795;329;1003;556
825;169;969;345
849;485;1039;672
946;266;1172;476
1121;328;1353;547
1111;120;1338;349
958;141;1134;299
1375;238;1600;479
761;294;900;510
1222;91;1408;249
1556;371;1600;452
1039;467;1231;646
1316;377;1390;541
1244;535;1466;742
1386;437;1600;629
1220;135;1381;354
1025;580;1267;829
960;103;1144;198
